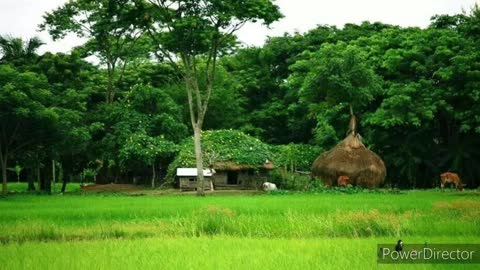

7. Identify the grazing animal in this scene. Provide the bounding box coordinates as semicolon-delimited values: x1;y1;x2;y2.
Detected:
262;182;277;191
337;175;350;187
440;172;463;191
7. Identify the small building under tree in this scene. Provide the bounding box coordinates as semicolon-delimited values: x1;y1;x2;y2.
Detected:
176;161;274;191
212;161;273;190
169;130;274;191
177;168;215;191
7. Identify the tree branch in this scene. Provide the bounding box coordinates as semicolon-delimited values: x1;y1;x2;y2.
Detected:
10;139;35;156
183;73;197;128
7;122;20;147
146;27;181;73
1;125;6;146
189;54;204;125
201;39;219;122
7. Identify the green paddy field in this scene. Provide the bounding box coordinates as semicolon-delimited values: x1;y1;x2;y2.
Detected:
0;185;478;269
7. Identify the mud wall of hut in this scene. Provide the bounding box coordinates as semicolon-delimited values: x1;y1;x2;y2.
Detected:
211;170;269;189
179;177;213;191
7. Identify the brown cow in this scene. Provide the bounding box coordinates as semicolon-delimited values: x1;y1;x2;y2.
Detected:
337;175;350;187
440;172;463;191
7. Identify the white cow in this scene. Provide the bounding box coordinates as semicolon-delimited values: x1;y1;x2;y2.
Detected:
262;182;277;191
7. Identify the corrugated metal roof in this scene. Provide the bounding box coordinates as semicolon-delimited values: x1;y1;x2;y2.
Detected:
176;168;215;177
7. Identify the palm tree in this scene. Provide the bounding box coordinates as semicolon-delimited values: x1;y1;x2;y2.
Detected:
0;35;44;65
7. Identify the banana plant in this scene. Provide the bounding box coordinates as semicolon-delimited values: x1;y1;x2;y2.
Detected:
7;164;23;183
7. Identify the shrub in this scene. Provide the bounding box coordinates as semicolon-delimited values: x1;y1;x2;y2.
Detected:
269;169;312;191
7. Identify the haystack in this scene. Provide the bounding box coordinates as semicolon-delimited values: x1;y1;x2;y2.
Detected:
311;116;386;189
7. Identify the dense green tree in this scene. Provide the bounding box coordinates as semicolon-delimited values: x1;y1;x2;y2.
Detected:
40;0;147;103
34;52;96;193
222;36;313;144
0;65;59;194
223;22;394;145
287;42;381;145
87;84;187;183
119;132;177;187
137;0;282;195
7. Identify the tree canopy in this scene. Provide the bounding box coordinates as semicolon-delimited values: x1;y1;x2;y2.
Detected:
168;129;273;173
1;4;480;192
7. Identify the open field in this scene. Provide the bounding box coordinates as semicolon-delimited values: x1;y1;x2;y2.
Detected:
0;186;479;269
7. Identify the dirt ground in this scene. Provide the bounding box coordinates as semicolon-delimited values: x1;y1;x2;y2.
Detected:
81;184;142;192
80;184;263;196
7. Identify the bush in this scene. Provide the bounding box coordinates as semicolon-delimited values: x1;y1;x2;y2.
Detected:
269;170;404;195
272;144;322;172
269;169;313;191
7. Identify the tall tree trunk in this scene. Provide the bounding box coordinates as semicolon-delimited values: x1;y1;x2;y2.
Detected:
37;165;42;191
52;160;56;193
28;169;35;191
58;162;63;188
28;179;35;191
151;163;156;188
348;104;357;136
194;125;205;196
1;160;7;195
45;178;51;194
106;62;114;103
182;55;215;196
61;174;69;194
106;60;117;104
43;165;51;194
1;144;8;194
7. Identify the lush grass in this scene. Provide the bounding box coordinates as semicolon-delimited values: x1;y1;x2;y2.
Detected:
1;237;478;270
0;189;479;269
6;182;87;193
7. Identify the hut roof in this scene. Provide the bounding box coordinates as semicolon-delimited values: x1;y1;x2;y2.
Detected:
311;133;386;188
213;161;274;171
167;130;274;179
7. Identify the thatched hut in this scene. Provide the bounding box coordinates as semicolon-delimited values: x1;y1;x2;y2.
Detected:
311;125;386;189
209;161;274;190
168;130;275;191
177;161;274;191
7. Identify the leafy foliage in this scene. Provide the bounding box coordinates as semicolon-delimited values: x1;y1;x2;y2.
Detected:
167;130;273;178
119;132;177;168
292;42;381;112
40;0;148;103
0;65;60;193
2;4;480;191
272;144;322;172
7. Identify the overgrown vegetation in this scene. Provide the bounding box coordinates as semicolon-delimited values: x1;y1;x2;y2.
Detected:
167;130;273;180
